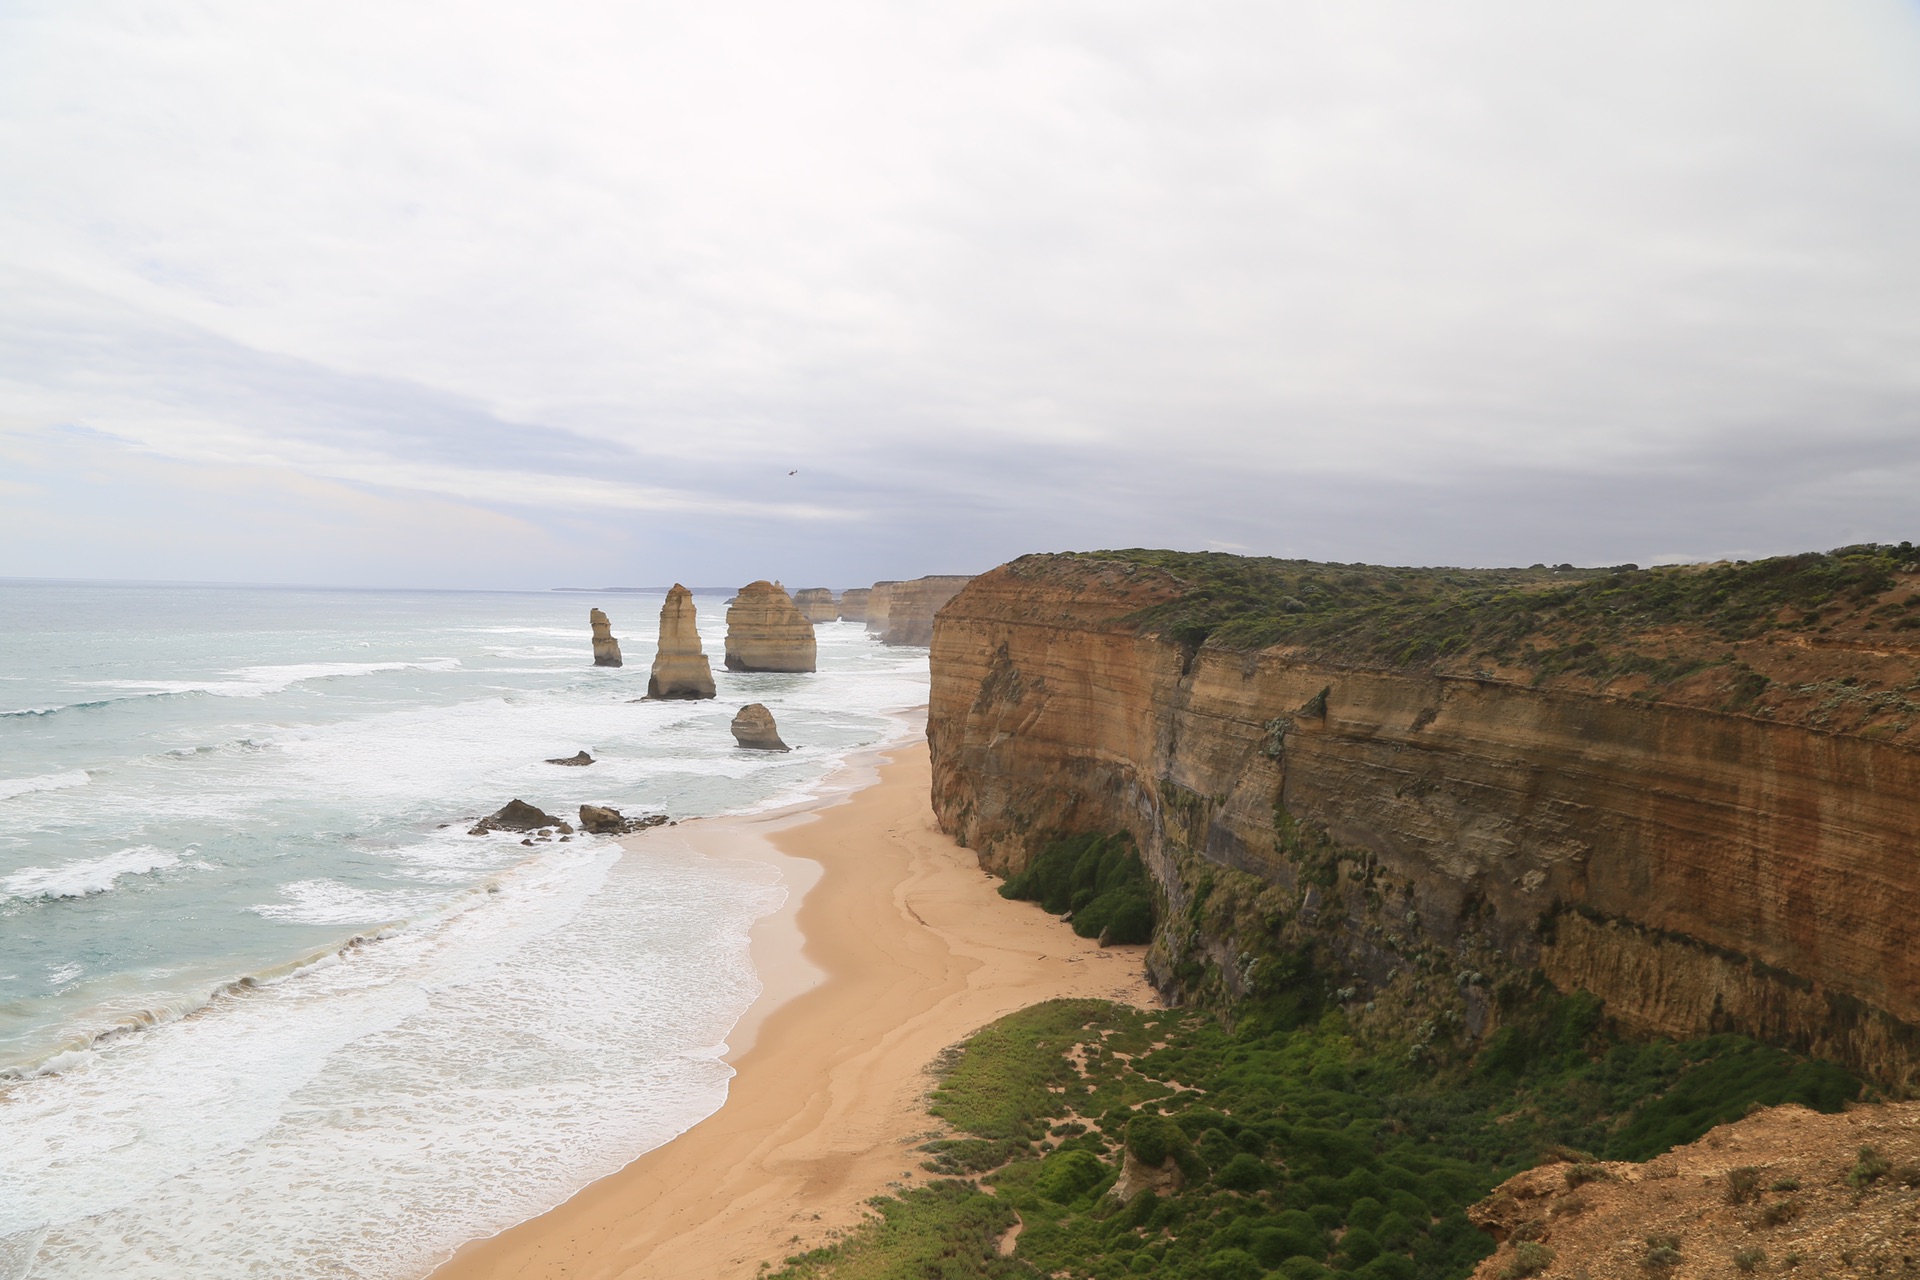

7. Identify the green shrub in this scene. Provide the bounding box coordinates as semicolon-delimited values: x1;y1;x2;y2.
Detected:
1278;1259;1334;1280
1215;1152;1273;1192
1500;1241;1555;1279
999;833;1155;944
1124;1113;1192;1170
1033;1149;1107;1205
1725;1165;1762;1204
1338;1226;1382;1268
1850;1144;1891;1189
1733;1246;1766;1273
1201;1248;1263;1280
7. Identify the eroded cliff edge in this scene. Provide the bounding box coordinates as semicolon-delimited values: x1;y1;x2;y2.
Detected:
928;548;1920;1089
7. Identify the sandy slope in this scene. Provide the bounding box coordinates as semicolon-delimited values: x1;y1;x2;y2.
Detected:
431;739;1154;1280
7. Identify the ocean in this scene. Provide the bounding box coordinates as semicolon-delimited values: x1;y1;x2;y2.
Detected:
0;581;929;1279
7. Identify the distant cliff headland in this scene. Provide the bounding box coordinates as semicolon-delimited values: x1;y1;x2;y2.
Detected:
927;544;1920;1089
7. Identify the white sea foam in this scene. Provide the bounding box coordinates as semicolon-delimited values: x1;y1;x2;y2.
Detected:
1;846;178;902
0;770;90;803
0;840;782;1280
94;659;459;701
250;878;447;926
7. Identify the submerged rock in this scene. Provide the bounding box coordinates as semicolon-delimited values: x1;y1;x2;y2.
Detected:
730;703;790;751
792;587;839;624
469;798;563;835
647;583;717;699
577;804;671;835
545;751;594;766
589;608;623;667
723;581;817;673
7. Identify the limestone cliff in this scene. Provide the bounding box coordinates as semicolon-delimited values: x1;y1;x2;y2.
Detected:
792;587;839;624
864;581;899;637
724;581;817;673
589;608;622;667
837;587;871;623
928;548;1920;1089
879;575;974;646
647;583;716;699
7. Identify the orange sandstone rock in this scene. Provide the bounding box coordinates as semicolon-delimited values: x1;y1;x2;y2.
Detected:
724;581;816;673
647;584;715;699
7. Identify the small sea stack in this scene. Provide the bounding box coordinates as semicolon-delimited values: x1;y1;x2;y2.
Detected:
730;703;790;751
545;751;593;766
837;586;871;623
723;581;817;672
647;584;716;699
792;587;838;624
589;608;623;667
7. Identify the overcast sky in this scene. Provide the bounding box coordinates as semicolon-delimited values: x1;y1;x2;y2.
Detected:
2;0;1917;589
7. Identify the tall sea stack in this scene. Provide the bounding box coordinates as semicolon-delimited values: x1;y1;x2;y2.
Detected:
646;584;716;699
589;608;623;667
792;588;839;624
837;587;872;623
723;581;817;672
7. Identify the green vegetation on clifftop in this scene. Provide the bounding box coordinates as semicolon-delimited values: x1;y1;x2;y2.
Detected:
771;984;1859;1280
1069;543;1919;678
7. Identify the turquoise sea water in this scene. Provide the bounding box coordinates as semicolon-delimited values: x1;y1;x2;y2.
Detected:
0;582;928;1279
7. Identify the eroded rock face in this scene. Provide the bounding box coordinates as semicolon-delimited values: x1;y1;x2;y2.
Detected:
730;703;790;751
864;581;899;636
589;608;623;667
927;554;1920;1089
792;588;839;624
879;575;974;646
837;587;872;623
469;798;563;835
648;584;717;699
1108;1148;1185;1205
724;581;817;672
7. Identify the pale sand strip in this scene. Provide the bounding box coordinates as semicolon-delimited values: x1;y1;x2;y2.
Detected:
431;739;1154;1280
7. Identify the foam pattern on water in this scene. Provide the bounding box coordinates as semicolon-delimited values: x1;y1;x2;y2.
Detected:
0;584;928;1278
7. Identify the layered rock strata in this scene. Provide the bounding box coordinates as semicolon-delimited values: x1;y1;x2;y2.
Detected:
730;703;790;751
864;581;899;636
647;584;717;699
928;553;1920;1089
878;575;974;646
724;581;817;672
792;588;839;624
837;587;872;623
589;608;623;667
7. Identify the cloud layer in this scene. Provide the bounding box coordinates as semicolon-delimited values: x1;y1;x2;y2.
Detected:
3;0;1917;586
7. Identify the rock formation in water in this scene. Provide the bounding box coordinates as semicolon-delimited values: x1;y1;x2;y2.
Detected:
928;546;1920;1089
469;798;564;835
578;804;671;835
724;581;817;672
837;587;871;623
589;608;623;667
792;588;839;624
647;584;717;699
864;581;899;636
545;751;593;766
730;703;790;751
878;575;974;646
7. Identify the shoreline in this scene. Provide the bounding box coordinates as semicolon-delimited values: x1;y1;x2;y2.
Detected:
430;737;1155;1280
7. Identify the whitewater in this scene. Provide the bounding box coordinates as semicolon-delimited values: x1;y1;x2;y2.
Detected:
0;580;929;1279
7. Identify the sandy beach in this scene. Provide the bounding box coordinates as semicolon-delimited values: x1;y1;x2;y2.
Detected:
431;737;1155;1280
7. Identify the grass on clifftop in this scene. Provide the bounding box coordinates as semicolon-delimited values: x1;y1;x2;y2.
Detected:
1075;543;1920;676
769;984;1859;1280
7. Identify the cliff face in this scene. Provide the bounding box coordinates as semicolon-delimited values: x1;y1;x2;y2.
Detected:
589;608;623;667
647;584;716;699
792;587;839;624
864;581;899;637
837;587;871;623
880;575;974;646
724;581;817;673
928;552;1920;1089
